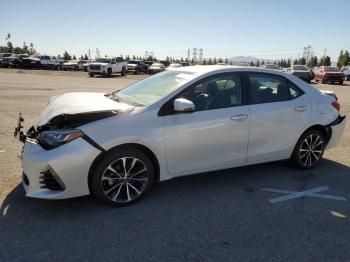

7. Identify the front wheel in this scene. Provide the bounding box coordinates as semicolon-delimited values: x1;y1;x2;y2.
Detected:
290;129;325;169
89;72;94;77
121;67;126;76
107;68;112;77
339;81;343;85
91;148;155;206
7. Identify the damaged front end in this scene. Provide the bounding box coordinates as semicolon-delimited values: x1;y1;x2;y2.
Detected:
14;110;119;148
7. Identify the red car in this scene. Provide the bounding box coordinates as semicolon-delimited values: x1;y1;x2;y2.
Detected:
315;66;344;84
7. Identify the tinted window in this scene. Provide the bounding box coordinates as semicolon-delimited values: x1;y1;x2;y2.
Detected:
248;74;289;104
179;74;242;111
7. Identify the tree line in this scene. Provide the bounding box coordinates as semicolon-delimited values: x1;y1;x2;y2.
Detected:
1;33;349;68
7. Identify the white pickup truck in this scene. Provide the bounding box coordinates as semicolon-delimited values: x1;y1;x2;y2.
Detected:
88;57;127;77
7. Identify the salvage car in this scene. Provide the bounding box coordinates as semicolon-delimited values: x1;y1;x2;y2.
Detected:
88;57;127;77
62;60;88;71
15;66;346;206
315;66;344;84
0;53;14;67
8;54;30;68
288;65;313;83
127;60;148;74
20;56;43;69
148;62;166;74
261;64;281;70
167;63;183;70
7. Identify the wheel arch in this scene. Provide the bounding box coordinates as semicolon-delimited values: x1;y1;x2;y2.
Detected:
300;124;332;145
87;143;160;194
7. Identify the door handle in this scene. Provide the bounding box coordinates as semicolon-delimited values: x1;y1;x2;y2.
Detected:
295;105;308;112
230;114;248;121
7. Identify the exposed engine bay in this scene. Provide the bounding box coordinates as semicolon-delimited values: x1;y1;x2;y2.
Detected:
14;110;119;144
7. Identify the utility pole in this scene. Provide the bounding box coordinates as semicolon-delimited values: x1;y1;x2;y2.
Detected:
95;48;100;59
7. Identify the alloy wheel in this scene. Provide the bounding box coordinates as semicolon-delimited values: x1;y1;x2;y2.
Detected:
101;157;148;203
299;134;324;167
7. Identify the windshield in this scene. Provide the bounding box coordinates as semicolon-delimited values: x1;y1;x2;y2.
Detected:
293;65;309;71
324;66;340;72
151;63;162;67
128;60;140;64
96;58;111;63
115;70;197;106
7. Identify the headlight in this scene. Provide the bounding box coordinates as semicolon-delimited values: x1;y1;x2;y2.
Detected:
38;129;83;149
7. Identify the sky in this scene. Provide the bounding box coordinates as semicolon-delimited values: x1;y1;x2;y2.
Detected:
0;0;349;61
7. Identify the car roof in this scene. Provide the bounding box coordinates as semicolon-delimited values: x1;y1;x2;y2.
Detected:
173;65;311;81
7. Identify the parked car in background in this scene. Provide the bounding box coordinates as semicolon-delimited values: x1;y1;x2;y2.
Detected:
38;55;59;69
21;56;44;69
16;66;346;206
9;54;30;68
144;61;154;69
88;57;127;77
0;53;15;68
342;68;350;81
127;60;148;74
288;65;313;83
180;62;191;67
159;60;170;67
261;64;281;70
167;63;183;70
62;60;89;71
315;66;344;84
148;63;166;74
82;61;92;72
57;59;67;70
0;53;13;67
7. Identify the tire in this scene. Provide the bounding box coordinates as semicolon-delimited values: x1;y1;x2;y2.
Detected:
121;67;126;76
321;78;326;84
135;69;139;75
290;129;325;169
91;148;155;206
107;68;112;77
89;72;94;77
339;81;343;85
74;65;79;71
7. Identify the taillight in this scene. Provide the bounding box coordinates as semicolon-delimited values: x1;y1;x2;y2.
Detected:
332;101;340;111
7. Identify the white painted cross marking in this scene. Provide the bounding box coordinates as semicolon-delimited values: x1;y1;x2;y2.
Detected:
261;186;347;204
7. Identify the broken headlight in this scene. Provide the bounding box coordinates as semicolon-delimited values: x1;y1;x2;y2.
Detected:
38;129;83;149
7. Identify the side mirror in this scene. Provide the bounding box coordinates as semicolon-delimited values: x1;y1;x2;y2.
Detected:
174;98;195;113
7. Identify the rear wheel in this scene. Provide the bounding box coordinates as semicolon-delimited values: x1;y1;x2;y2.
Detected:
290;129;325;169
92;148;155;206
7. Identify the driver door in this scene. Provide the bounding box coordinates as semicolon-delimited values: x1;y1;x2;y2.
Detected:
162;73;250;175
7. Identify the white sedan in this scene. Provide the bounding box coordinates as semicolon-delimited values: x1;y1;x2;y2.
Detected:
18;66;346;206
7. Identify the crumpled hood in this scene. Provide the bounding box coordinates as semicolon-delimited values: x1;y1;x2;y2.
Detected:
37;92;134;126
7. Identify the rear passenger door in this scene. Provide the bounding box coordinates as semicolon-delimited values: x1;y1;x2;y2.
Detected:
246;73;310;163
